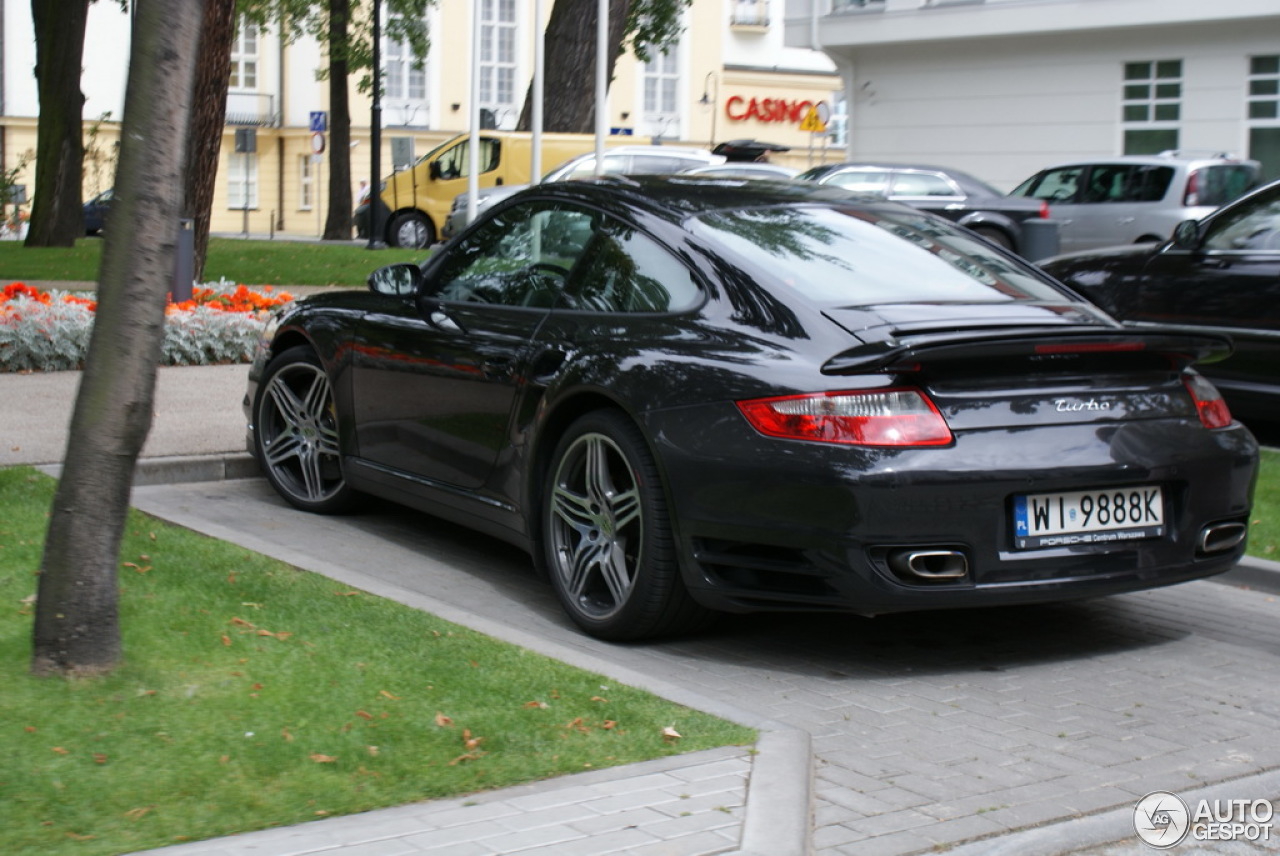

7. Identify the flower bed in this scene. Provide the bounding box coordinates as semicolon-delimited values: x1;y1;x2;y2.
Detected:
0;281;293;372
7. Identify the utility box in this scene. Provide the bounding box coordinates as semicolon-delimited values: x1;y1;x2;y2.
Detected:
391;137;415;172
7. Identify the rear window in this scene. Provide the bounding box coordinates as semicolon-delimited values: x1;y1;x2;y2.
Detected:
692;206;1067;307
1188;164;1259;207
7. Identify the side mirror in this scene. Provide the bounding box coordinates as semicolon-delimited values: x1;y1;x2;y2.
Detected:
1172;219;1202;250
429;160;442;181
368;263;423;297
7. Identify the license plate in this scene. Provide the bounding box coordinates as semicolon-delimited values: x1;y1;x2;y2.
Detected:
1013;486;1164;549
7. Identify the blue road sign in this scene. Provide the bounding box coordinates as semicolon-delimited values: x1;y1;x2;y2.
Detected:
309;111;328;133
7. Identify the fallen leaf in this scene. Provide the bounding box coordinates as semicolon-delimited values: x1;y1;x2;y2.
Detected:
591;696;608;703
309;753;337;763
230;617;256;628
523;700;549;709
355;710;373;720
93;753;108;764
379;690;400;700
24;726;36;733
220;635;231;647
449;752;483;765
367;745;380;757
435;712;453;727
602;720;617;730
661;726;682;742
122;562;151;574
462;729;483;751
124;807;153;821
281;728;294;742
65;832;94;841
51;746;69;755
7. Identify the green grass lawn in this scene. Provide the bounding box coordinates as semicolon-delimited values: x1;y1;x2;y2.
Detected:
1251;448;1279;561
0;237;426;288
0;468;754;856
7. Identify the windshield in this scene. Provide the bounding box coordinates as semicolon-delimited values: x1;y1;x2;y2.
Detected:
692;205;1068;307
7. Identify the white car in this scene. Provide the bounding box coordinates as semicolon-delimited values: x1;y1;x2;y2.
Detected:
1009;150;1261;253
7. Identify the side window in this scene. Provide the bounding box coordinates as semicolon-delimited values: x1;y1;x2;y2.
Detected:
431;203;596;307
434;139;501;180
1017;168;1082;202
1122;166;1173;202
1083;166;1131;203
891;172;959;198
827;170;890;194
568;224;700;313
1203;187;1280;251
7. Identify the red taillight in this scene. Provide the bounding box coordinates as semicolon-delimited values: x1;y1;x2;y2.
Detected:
1039;200;1051;219
737;389;953;447
1184;372;1232;429
1184;169;1200;206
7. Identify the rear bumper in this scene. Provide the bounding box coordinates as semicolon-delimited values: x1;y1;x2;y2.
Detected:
645;406;1258;615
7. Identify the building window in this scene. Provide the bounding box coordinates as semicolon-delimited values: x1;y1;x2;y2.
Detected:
229;19;258;90
731;0;769;27
642;50;680;138
384;20;427;102
298;155;314;211
1249;55;1280;120
479;0;516;127
1122;59;1181;154
228;152;258;210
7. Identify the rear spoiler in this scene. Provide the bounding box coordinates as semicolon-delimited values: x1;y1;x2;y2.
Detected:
821;325;1234;375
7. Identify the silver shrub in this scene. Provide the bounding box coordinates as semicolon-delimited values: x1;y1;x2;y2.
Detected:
1;289;283;373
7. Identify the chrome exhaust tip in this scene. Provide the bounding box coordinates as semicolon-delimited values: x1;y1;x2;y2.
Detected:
1198;522;1247;555
888;548;969;581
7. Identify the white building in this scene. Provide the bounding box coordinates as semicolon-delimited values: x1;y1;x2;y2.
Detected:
0;1;839;238
784;0;1280;190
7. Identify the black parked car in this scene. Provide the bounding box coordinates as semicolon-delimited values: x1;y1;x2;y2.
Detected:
1040;178;1280;425
83;188;114;235
245;177;1257;641
796;162;1049;254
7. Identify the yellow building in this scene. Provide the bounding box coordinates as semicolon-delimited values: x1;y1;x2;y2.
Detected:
0;0;840;241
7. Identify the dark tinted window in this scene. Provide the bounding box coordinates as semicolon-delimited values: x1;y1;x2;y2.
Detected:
567;223;700;313
432;203;595;307
1189;165;1259;207
693;206;1065;307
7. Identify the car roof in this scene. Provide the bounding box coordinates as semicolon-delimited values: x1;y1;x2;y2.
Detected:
519;174;886;222
799;162;1002;196
1031;151;1260;170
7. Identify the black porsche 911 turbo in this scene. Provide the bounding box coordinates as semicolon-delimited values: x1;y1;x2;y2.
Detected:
245;176;1258;641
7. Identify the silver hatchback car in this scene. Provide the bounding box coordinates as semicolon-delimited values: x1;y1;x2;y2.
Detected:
1010;150;1260;253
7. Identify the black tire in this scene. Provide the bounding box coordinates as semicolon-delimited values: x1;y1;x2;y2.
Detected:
388;211;435;249
970;225;1014;251
542;411;711;640
254;346;354;514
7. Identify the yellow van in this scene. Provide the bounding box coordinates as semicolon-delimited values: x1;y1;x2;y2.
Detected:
363;131;628;248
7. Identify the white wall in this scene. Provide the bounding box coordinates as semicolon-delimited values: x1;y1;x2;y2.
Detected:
843;21;1275;190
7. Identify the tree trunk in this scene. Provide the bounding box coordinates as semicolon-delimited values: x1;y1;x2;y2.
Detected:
517;0;630;133
183;0;237;284
322;0;354;240
32;0;204;678
25;0;90;248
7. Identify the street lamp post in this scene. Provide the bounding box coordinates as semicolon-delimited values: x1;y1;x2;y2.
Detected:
367;0;386;249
